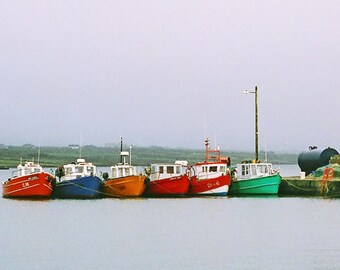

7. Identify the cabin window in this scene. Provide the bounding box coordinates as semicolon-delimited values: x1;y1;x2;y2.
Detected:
159;166;164;173
75;166;84;173
220;166;226;173
151;166;157;174
167;166;174;174
176;166;181;174
65;167;73;175
209;166;217;172
125;168;130;175
33;168;41;173
112;168;118;178
87;166;94;174
242;165;249;176
251;165;257;175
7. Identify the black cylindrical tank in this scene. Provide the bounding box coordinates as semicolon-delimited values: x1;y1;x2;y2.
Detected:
298;146;339;175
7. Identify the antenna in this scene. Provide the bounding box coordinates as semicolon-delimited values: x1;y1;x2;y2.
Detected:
37;146;41;165
79;133;83;159
120;137;123;163
37;136;41;165
129;145;132;165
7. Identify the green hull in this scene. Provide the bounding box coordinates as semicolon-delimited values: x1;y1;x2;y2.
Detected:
229;174;281;195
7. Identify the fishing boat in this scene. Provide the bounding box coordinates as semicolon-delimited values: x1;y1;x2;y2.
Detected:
229;162;281;195
53;158;102;199
2;161;54;198
189;138;231;196
144;160;190;197
102;139;146;197
228;86;281;195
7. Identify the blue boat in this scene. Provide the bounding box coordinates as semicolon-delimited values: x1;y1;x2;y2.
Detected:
53;158;102;199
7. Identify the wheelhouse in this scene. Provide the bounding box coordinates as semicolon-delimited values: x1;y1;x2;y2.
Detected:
111;164;137;178
13;162;43;178
149;161;188;181
237;163;274;180
195;162;229;180
62;158;96;180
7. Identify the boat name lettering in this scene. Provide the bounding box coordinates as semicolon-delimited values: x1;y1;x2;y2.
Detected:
28;176;38;181
207;181;220;188
22;182;29;188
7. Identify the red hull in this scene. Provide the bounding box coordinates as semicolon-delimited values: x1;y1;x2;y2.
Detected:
189;174;231;195
144;175;190;196
2;172;54;198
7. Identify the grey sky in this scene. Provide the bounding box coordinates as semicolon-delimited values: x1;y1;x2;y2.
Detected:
1;1;339;153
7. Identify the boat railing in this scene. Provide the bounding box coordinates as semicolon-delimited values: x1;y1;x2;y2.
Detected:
149;171;183;181
196;171;226;180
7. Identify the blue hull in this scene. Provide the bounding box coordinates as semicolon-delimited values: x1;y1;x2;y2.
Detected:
53;176;102;199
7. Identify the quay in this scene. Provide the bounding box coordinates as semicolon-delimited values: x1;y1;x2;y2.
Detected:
279;177;340;198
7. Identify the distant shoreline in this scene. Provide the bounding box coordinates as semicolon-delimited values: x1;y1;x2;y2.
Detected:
0;145;298;167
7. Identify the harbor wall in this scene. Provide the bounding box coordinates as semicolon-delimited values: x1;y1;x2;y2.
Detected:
279;177;340;197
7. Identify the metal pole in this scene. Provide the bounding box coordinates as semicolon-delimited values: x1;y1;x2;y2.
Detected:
129;146;132;165
255;86;259;162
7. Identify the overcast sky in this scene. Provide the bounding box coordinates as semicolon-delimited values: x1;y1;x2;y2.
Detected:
1;1;339;153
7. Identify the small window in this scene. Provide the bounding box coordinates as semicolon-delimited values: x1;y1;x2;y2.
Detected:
251;165;257;175
87;166;94;174
66;168;73;175
112;168;118;178
220;166;226;173
176;166;181;174
159;166;164;173
151;166;157;174
75;166;84;173
167;166;174;174
242;165;249;176
118;168;123;177
209;166;217;172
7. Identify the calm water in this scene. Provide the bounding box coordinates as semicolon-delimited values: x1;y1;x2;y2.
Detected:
1;165;339;270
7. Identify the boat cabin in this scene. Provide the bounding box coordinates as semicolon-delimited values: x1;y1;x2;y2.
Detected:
110;150;139;178
195;163;229;180
13;162;43;178
149;161;188;181
111;164;137;178
62;158;96;181
236;163;274;180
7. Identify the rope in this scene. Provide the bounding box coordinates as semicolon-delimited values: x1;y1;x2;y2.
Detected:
55;179;107;198
282;178;340;198
282;178;316;192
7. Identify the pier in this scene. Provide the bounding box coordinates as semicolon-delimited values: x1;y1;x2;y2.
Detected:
279;177;340;198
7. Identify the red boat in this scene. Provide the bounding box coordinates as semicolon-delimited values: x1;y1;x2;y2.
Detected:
2;162;54;198
144;161;190;197
189;138;231;196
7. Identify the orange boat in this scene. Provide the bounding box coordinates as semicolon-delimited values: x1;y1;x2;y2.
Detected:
102;139;146;197
2;161;54;198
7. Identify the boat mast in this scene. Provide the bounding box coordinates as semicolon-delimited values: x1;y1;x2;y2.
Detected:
255;86;259;162
205;138;221;162
120;137;123;163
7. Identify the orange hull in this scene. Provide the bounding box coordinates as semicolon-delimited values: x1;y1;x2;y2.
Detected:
103;175;146;197
2;172;54;198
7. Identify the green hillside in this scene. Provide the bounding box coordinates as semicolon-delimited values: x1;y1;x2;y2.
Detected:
0;145;298;167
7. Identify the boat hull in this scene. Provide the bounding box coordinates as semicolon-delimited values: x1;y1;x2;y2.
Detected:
2;172;54;198
144;175;190;197
229;174;281;195
189;174;230;196
53;176;102;199
103;175;146;197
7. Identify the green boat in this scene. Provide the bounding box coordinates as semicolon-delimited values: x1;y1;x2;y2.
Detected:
229;162;281;195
